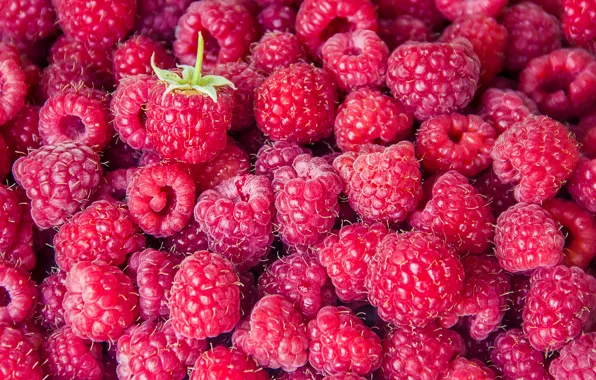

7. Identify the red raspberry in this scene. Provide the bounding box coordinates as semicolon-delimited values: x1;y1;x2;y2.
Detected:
0;185;20;254
255;141;312;179
366;231;464;327
93;168;137;202
379;322;464;380
42;326;104;380
520;48;596;120
173;0;257;71
211;62;265;131
562;0;596;53
112;35;175;82
163;219;209;255
491;329;549;379
38;270;67;330
378;16;432;52
550;332;596;379
195;174;274;271
523;265;596;351
0;260;37;324
127;162;195;238
0;54;26;126
319;223;387;302
0;135;8;180
436;0;507;21
386;39;480;121
251;32;306;75
63;261;138;342
0;323;43;380
0;0;57;44
137;150;161;167
307;306;382;376
190;346;268;380
512;0;564;15
258;252;336;318
54;0;135;48
326;374;364;380
255;63;337;144
13;142;103;229
491;116;580;204
575;110;596;159
272;154;342;247
170;252;240;339
476;88;539;135
569;157;596;213
333;143;422;223
442;357;496;380
0;104;41;159
161;320;207;367
501;2;562;71
335;88;413;152
276;365;324;380
234;125;269;156
1;188;35;272
134;0;194;43
257;4;297;34
37;61;104;103
473;168;516;217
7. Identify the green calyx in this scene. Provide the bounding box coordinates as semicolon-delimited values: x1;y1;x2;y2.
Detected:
151;32;236;102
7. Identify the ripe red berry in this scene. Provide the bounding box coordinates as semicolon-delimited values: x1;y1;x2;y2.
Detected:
0;260;38;324
0;135;8;181
251;32;306;75
374;0;446;29
257;4;297;34
473;168;516;217
476;88;539;135
112;35;175;82
37;60;105;103
255;141;312;179
491;329;549;379
378;15;432;51
38;270;67;330
568;157;596;213
276;365;324;380
550;332;596;379
0;0;57;45
442;357;496;380
0;104;41;159
0;323;43;380
436;0;507;21
162;219;209;255
134;0;194;43
0;54;26;126
190;346;268;380
562;0;596;53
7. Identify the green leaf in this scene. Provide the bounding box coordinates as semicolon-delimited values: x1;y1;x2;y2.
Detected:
152;54;183;84
192;85;218;102
200;75;237;89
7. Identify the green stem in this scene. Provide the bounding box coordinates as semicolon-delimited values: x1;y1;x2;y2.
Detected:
192;32;204;85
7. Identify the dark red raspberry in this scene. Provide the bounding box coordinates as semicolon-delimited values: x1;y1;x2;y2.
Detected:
0;0;57;45
134;0;194;43
473;169;516;218
257;4;297;34
163;219;209;255
38;270;67;330
42;326;104;380
190;346;269;380
575;110;596;159
255;63;337;144
550;332;596;379
562;0;596;53
0;104;41;159
112;35;175;82
333;143;422;223
1;188;35;272
127;162;195;238
523;265;596;351
251;32;306;75
491;116;580;204
54;0;135;48
0;54;26;126
491;328;549;379
520;48;596;120
477;88;539;135
238;272;258;318
512;0;564;15
233;125;268;156
501;2;562;71
569;157;596;213
93;168;137;202
0;260;37;324
0;323;43;380
0;135;8;180
161;319;207;367
374;0;446;29
137;150;161;167
366;231;464;327
0;185;20;254
272;154;342;247
170;252;240;339
276;365;324;380
436;0;507;21
442;357;496;380
63;261;138;342
378;15;432;52
255;141;312;179
12;142;103;229
173;0;258;71
386;39;480;121
37;60;104;103
380;322;464;380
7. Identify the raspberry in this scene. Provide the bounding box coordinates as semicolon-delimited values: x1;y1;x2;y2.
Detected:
0;185;20;254
36;61;104;103
373;0;446;29
379;322;464;380
501;2;562;71
163;219;209;255
333;143;422;223
161;320;207;367
255;63;337;144
326;375;364;380
1;189;35;271
0;260;37;324
0;0;57;44
211;62;265;131
257;4;297;34
513;0;564;15
170;252;240;339
0;54;26;126
258;252;336;318
491;116;580;204
272;154;342;247
520;48;596;120
12;142;103;229
491;328;549;379
335;88;413;152
255;141;312;179
386;39;481;121
251;32;306;75
562;0;596;53
442;357;496;380
473;169;516;218
173;0;258;71
42;326;104;380
378;16;432;51
436;0;507;21
439;15;508;86
63;261;138;342
0;104;41;158
276;365;324;380
112;35;175;82
476;88;539;135
366;231;464;327
0;323;43;380
234;125;268;156
523;265;596;351
307;306;382;376
126;162;195;238
54;0;135;48
575;110;596;159
93;168;138;202
190;346;268;380
550;332;596;379
569;157;596;213
0;136;8;181
134;0;194;43
38;270;67;330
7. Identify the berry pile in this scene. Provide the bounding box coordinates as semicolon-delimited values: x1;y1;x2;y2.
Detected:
0;0;595;378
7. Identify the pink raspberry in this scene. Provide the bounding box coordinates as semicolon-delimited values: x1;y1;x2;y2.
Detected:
251;32;306;75
1;189;35;272
170;251;240;339
473;168;516;217
163;219;209;255
0;260;37;324
373;0;446;30
502;2;562;71
257;4;297;34
435;0;507;21
276;365;324;380
0;104;41;159
568;157;596;213
134;0;194;43
126;162;195;238
550;332;596;379
333;142;422;223
195;174;275;271
0;324;43;380
366;231;464;327
491;116;580;204
334;88;413;152
255;141;312;179
0;53;26;126
0;185;20;254
491;329;549;379
562;0;596;53
378;15;432;51
442;357;496;380
112;35;175;82
476;88;539;135
12;142;103;229
386;39;480;121
523;265;596;351
190;346;269;380
38;270;67;330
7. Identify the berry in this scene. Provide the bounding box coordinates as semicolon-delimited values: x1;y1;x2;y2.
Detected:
378;15;432;52
127;162;196;238
374;0;446;29
161;320;207;367
562;0;596;52
251;32;306;75
38;270;67;330
163;219;209;255
575;110;596;159
93;168;137;202
568;157;596;213
491;116;580;204
255;63;337;144
333;142;422;223
513;0;564;16
63;261;138;342
169;252;240;339
473;168;516;218
0;54;26;125
491;328;549;379
386;39;481;121
365;231;464;327
0;0;57;44
1;188;35;271
334;88;413;152
134;0;194;43
190;346;268;380
550;332;596;379
0;185;20;254
0;260;37;324
112;35;175;82
12;142;103;229
436;0;507;21
326;374;364;380
0;135;8;180
276;365;324;380
0;104;41;158
255;141;312;179
476;88;539;135
36;60;104;103
442;357;496;380
257;4;297;34
0;323;43;380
